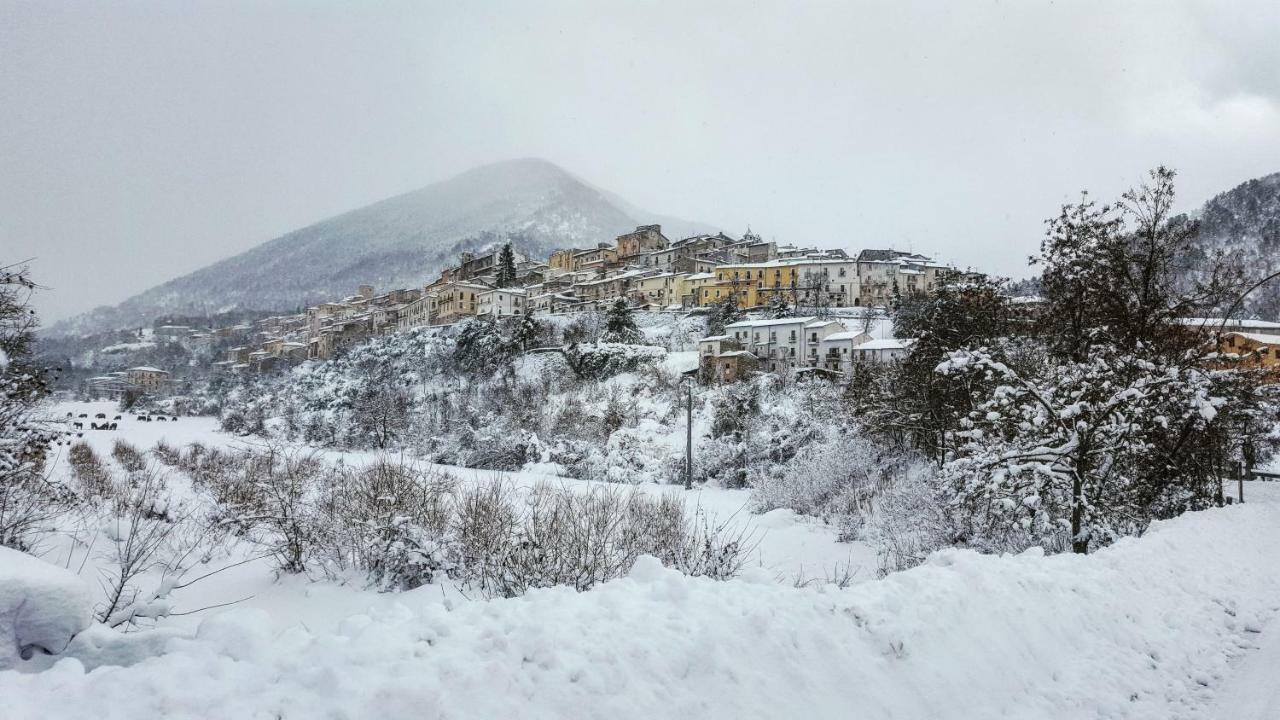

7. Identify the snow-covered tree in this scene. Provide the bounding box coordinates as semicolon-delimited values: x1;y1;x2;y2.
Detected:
603;299;642;344
927;168;1273;555
765;293;792;319
704;295;744;336
935;346;1235;554
0;264;65;549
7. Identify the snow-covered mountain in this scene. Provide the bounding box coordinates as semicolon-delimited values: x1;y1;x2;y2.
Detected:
1190;171;1280;319
48;158;716;336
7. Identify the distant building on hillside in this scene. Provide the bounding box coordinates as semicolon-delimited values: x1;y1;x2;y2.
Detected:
615;225;670;259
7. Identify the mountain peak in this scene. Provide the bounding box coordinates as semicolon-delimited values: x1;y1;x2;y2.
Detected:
47;160;716;336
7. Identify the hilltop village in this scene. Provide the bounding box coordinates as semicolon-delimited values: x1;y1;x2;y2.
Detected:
81;222;1280;402
138;226;954;375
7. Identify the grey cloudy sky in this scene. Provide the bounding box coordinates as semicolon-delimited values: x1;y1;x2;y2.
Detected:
3;0;1279;323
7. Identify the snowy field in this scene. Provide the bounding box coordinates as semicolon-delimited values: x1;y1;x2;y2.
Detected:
29;402;873;629
3;402;1280;718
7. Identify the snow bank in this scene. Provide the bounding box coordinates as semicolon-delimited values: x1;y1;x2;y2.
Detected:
4;503;1279;718
0;547;92;670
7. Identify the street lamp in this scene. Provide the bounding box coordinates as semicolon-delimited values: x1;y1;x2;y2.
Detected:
678;375;694;490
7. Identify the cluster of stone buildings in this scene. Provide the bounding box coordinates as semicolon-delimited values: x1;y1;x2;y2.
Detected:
188;224;956;369
390;225;954;336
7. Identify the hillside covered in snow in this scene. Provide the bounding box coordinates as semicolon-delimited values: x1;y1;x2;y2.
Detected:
47;159;716;337
1189;171;1280;320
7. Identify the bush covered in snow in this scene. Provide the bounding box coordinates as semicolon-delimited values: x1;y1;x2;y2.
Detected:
180;445;749;596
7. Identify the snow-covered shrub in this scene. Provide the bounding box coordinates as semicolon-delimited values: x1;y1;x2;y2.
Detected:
95;466;197;627
323;459;461;591
111;439;147;474
68;441;113;500
150;439;181;467
751;432;909;532
454;479;749;598
860;463;964;575
562;342;663;380
235;448;326;574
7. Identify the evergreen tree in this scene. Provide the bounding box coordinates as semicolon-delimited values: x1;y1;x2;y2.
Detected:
603;298;642;343
495;243;517;288
704;295;745;336
765;293;792;319
513;313;546;352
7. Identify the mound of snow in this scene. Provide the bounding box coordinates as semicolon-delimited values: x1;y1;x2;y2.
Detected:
4;502;1280;717
0;547;92;669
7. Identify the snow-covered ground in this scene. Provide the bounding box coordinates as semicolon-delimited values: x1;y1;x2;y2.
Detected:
5;402;1280;718
34;402;872;630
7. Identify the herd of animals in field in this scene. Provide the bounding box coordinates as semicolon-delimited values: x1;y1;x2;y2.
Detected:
65;411;180;433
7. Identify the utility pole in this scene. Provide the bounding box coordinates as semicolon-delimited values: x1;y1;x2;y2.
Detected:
684;379;693;490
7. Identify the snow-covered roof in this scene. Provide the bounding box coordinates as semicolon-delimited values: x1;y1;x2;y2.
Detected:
128;366;168;373
804;320;843;328
718;350;756;358
700;335;730;342
822;331;869;342
1179;318;1280;331
856;339;910;351
685;273;717;281
1225;332;1280;346
726;316;817;329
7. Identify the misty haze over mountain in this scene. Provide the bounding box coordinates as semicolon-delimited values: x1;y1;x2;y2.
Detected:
6;2;1280;326
46;159;716;335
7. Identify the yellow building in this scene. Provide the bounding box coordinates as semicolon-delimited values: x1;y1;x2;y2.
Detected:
697;261;802;308
629;273;683;308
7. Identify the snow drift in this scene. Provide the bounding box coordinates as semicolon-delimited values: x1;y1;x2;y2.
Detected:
0;547;92;670
3;502;1278;719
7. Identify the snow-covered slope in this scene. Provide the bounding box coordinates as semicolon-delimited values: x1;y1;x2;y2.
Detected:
48;159;716;336
4;484;1279;719
1189;171;1280;319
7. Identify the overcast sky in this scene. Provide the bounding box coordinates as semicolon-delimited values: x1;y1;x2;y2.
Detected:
4;1;1279;323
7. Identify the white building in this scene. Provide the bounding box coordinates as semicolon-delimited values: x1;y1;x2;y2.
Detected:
725;316;821;372
816;331;873;372
477;287;528;317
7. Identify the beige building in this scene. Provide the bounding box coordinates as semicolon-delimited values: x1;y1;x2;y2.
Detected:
431;281;488;325
126;366;170;392
629;273;684;308
616;224;669;259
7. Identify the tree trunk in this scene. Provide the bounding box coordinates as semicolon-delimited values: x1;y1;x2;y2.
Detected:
1071;473;1088;554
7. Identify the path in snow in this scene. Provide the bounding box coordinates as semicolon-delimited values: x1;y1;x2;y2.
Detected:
1206;481;1280;719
